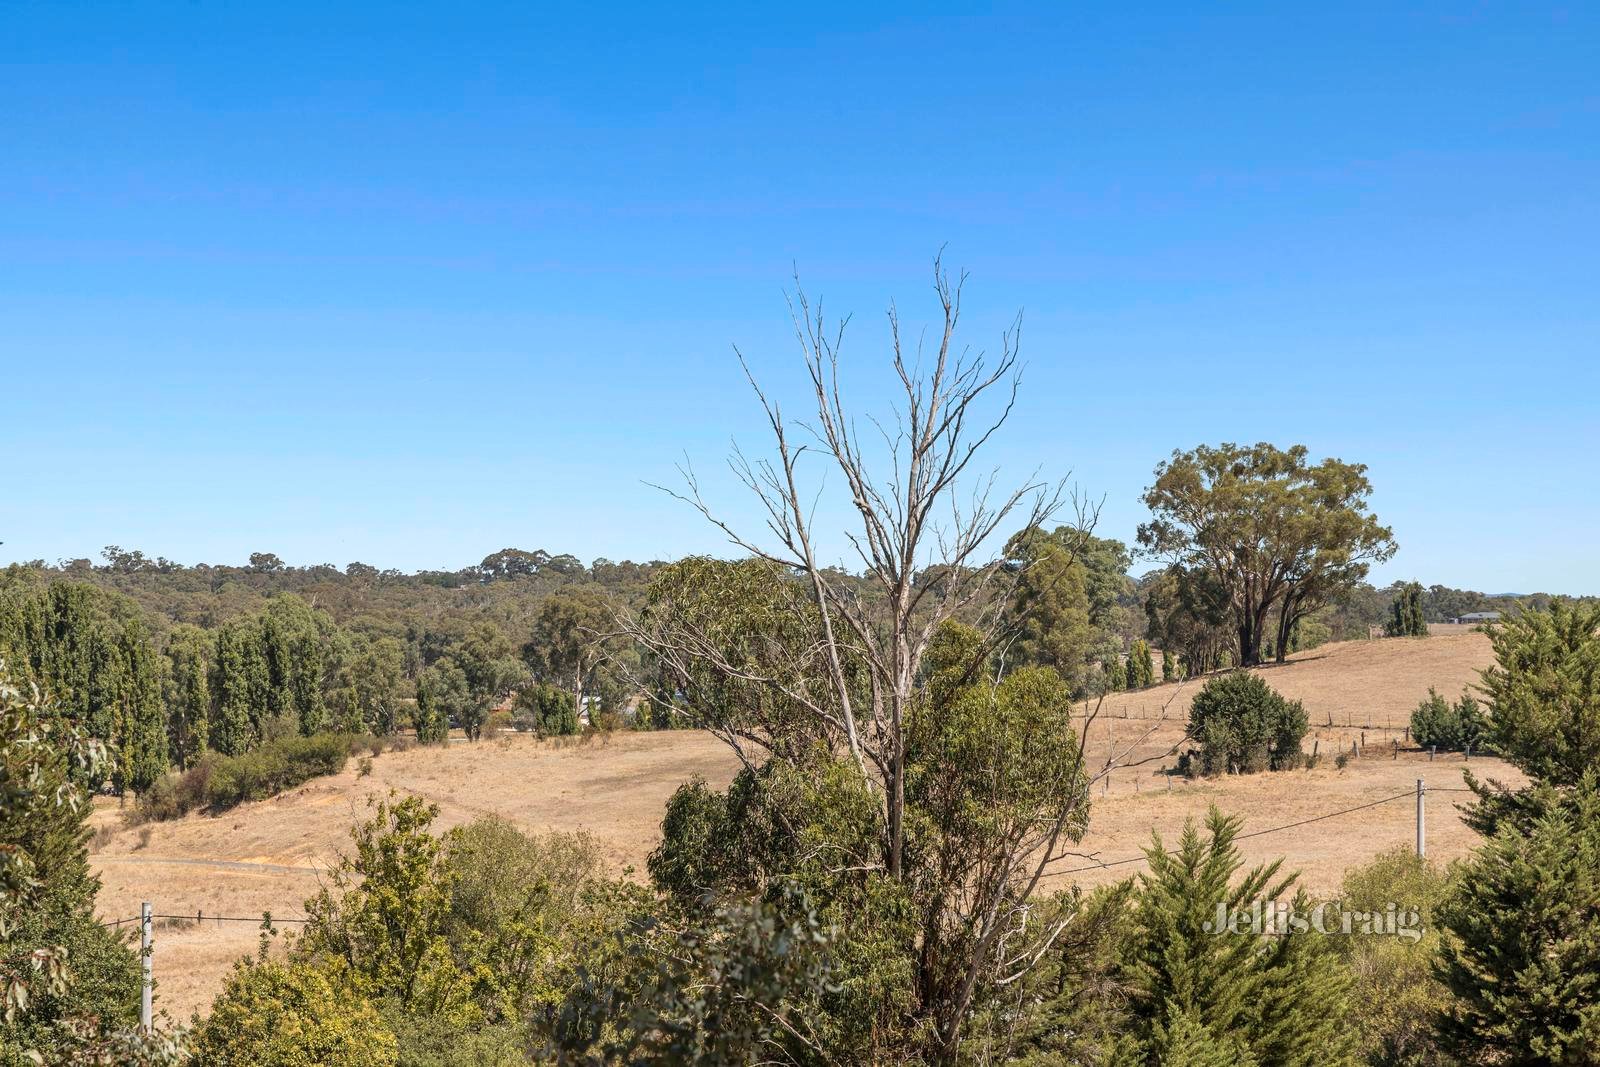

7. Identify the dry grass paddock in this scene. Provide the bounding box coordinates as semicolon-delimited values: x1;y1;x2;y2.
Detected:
90;627;1518;1020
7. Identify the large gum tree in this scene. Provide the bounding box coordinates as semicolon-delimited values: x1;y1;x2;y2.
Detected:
1137;442;1396;667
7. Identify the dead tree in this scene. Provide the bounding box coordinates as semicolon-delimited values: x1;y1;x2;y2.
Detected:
662;259;1063;866
626;259;1183;1062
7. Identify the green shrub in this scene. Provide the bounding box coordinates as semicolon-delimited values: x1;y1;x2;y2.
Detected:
1409;688;1487;753
514;683;579;737
1120;809;1359;1066
135;732;368;821
1333;848;1453;1066
192;958;397;1066
1183;672;1308;776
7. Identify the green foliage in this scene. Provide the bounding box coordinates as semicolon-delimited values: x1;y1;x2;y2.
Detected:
525;588;624;716
162;623;211;769
191;958;397;1067
1479;600;1600;785
1121;809;1358;1067
1387;581;1428;638
554;883;834;1065
414;663;464;744
442;817;611;1021
514;683;579;737
260;594;331;737
0;666;143;1063
641;621;1097;1062
1409;688;1487;753
448;624;524;741
1335;848;1453;1067
637;557;855;758
327;634;407;737
205;593;403;756
1139;443;1396;667
296;795;624;1063
0;581;168;793
987;883;1138;1065
1154;1008;1256;1066
211;616;270;755
378;1014;529;1067
298;794;479;1020
649;760;915;1060
1128;639;1154;689
1161;647;1177;683
1435;775;1600;1063
136;731;357;820
1102;655;1127;693
1184;672;1308;775
1003;526;1096;687
1144;565;1233;678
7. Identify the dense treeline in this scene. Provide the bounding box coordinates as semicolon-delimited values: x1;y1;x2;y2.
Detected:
0;537;1576;801
0;549;678;796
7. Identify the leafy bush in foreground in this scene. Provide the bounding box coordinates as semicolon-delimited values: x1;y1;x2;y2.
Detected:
1;666;145;1062
191;957;397;1067
1334;848;1454;1067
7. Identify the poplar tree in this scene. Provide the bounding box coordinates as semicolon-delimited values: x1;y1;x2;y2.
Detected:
1386;581;1427;638
163;624;212;768
0;582;168;791
212;620;268;755
1129;639;1155;689
115;619;167;794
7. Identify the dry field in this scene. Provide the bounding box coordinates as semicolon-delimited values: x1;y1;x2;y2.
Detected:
90;627;1519;1021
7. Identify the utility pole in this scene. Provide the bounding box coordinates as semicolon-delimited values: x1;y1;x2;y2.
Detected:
140;902;153;1032
1415;779;1426;859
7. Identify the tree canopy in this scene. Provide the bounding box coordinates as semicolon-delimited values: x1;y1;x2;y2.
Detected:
1137;442;1396;666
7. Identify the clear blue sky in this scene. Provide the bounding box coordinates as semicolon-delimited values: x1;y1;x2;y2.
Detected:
3;3;1596;593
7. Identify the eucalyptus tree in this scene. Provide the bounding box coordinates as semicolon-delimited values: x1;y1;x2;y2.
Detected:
524;588;624;720
1137;443;1396;667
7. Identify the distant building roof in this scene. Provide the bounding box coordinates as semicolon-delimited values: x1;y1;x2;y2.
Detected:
1456;611;1502;622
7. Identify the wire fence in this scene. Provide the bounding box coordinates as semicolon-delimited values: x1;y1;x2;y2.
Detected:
101;912;309;929
100;784;1488;929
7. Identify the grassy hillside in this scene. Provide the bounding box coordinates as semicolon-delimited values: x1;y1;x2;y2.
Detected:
90;628;1515;1020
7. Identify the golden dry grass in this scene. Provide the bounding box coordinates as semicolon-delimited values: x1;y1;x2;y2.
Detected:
90;627;1515;1020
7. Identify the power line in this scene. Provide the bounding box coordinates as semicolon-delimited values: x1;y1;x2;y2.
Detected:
101;784;1485;929
1049;790;1417;877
